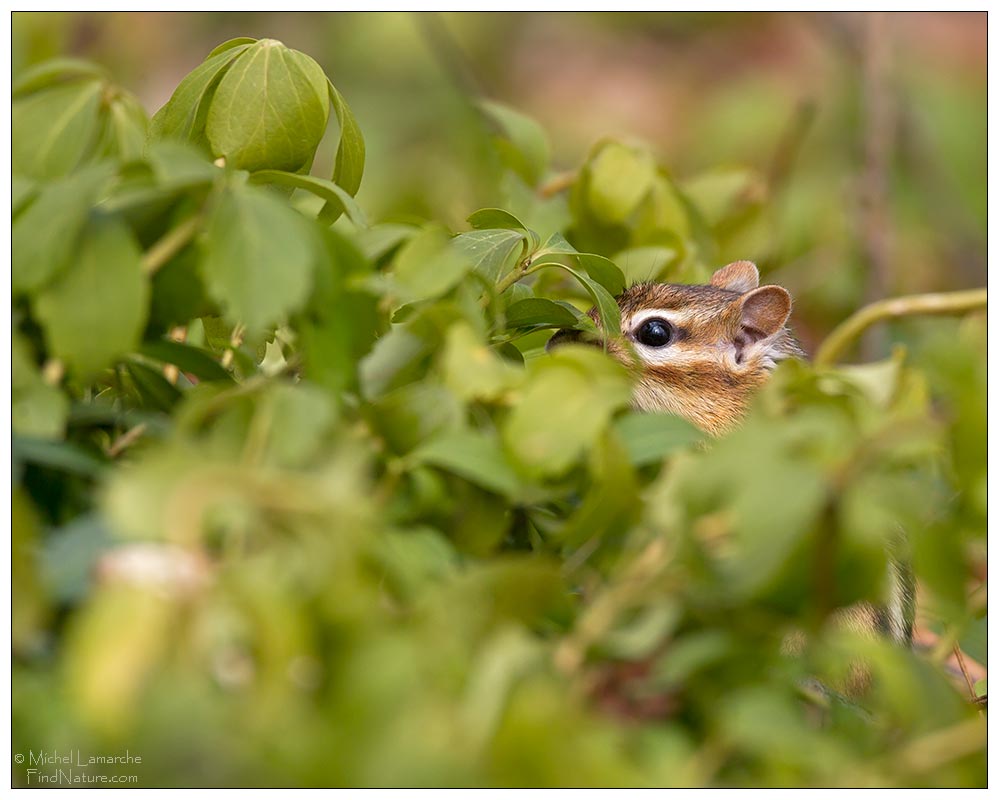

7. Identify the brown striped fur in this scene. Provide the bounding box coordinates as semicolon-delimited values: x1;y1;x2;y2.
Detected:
549;261;803;435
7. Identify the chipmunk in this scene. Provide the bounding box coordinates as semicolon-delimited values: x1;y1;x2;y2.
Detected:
548;260;800;436
548;260;914;652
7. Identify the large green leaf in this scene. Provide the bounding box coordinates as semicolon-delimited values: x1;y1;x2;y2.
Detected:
12;58;108;97
452;229;528;284
199;183;316;330
34;214;149;378
206;40;330;172
149;42;252;150
479;99;550;187
13;163;114;295
391;225;471;304
585;140;656;224
503;347;632;478
12;79;103;179
411;430;522;498
612;412;705;466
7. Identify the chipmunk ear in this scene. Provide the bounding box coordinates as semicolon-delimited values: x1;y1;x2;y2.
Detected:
711;260;759;293
732;285;792;361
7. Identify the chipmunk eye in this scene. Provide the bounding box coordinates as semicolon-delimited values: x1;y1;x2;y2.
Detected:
636;318;673;347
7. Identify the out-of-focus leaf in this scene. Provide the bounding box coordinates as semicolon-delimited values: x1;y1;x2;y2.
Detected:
65;586;177;733
125;359;183;412
613;412;705;467
411;430;522;498
12;334;69;440
13;80;102;179
585;140;656;224
12;436;107;477
391;225;471;303
479;99;550;187
442;322;522;401
138;339;233;383
12;163;114;295
503;346;631;478
34;214;149;378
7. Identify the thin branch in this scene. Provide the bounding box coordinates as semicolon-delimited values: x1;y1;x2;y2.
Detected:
538;170;577;199
952;645;982;706
106;423;148;459
813;288;987;368
141;214;202;277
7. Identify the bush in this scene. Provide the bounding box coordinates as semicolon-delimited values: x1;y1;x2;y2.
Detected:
12;36;985;788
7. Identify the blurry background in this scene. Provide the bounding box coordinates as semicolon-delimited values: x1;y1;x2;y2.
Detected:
13;11;986;355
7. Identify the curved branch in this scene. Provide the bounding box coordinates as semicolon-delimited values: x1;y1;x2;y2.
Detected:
814;288;987;368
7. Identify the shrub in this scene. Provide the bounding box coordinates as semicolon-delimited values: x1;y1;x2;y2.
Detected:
12;37;986;788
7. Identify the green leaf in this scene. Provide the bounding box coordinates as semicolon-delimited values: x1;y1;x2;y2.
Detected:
12;163;114;295
149;43;251;149
505;298;584;329
327;80;366;197
585;140;656;224
467;208;530;232
13;58;108;96
12;175;38;217
356;223;418;262
206;40;330;172
34;215;149;378
534;232;626;296
138;339;233;383
532;262;622;337
452;229;528;284
96;90;149;162
125;359;183;412
612;412;705;467
41;513;115;603
479;99;550;187
503;347;632;478
442;322;522;401
13;79;103;179
391;225;472;303
411;430;522;498
13;334;69;440
248;169;367;228
199;183;316;330
207;37;259;58
12;435;107;478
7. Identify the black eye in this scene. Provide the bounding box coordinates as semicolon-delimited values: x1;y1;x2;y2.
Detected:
636;318;673;347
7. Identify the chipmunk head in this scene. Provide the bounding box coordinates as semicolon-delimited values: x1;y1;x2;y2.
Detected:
548;261;802;435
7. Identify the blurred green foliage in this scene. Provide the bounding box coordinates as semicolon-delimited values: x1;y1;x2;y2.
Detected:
11;15;986;789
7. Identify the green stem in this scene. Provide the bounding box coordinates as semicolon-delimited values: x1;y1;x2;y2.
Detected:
814;288;986;368
141;214;202;277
